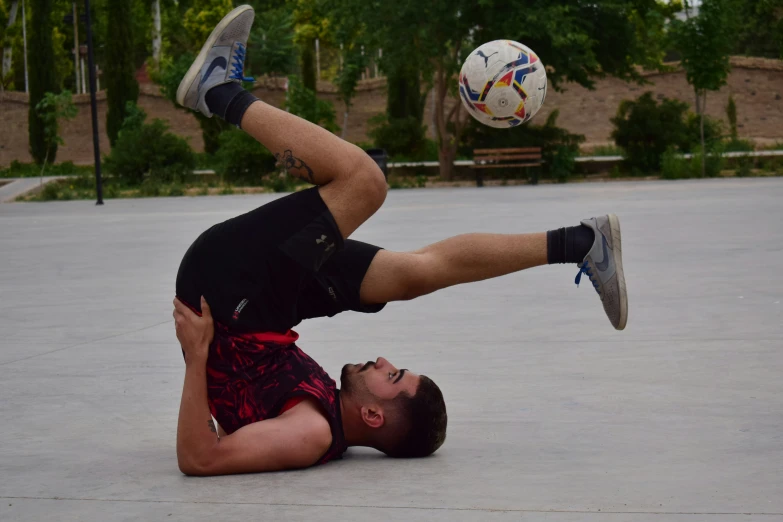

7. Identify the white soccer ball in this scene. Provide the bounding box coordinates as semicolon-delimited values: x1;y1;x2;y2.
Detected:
459;40;548;128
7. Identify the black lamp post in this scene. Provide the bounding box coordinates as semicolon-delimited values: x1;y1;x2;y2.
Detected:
83;0;103;205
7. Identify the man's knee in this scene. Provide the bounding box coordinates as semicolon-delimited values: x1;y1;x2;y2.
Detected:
355;155;387;213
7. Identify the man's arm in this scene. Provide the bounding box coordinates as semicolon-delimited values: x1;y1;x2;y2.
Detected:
173;297;332;476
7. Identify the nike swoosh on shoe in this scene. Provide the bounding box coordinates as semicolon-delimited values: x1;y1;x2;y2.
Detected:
199;56;228;88
595;234;610;272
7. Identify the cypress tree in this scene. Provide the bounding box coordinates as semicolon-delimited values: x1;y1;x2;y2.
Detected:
28;0;59;164
105;0;139;146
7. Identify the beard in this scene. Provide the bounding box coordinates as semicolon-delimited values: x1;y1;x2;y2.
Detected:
340;364;355;394
340;361;374;396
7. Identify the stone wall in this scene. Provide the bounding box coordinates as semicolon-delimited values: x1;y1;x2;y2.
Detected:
1;57;781;167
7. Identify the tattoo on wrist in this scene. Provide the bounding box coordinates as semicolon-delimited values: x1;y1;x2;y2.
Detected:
275;150;315;184
208;419;217;434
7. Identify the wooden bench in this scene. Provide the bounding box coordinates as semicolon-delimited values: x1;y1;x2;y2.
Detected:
472;147;543;187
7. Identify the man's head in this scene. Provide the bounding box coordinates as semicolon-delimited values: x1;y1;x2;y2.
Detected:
340;357;447;458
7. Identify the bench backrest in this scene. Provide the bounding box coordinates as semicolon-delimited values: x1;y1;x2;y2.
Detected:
473;147;543;164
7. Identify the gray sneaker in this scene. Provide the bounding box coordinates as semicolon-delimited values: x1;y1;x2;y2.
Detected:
176;5;255;117
575;214;628;330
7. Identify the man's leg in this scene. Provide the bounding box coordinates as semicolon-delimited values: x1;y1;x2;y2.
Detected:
176;5;386;240
359;232;548;303
360;216;628;330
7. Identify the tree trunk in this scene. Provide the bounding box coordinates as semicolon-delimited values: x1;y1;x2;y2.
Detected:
700;92;706;178
151;0;162;65
438;144;456;181
300;40;316;92
433;63;452;180
1;1;20;90
341;106;349;140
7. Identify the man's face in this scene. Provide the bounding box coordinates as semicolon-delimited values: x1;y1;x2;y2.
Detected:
341;357;419;400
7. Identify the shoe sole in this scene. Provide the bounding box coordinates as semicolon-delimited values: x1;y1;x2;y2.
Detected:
607;213;628;330
175;4;254;108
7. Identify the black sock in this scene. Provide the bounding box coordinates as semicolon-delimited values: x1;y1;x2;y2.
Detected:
546;224;595;264
204;83;258;128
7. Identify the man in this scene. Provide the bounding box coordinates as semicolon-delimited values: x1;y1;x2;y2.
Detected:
172;5;628;476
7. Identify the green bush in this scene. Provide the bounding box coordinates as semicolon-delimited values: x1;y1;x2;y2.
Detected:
138;178;162;197
723;138;755;152
265;172;299;193
660;148;687;180
214;129;277;185
735;156;753;177
684;113;723;152
104;103;195;185
550;145;577;183
368;115;429;159
611;92;690;173
689;142;725;178
40;182;62;201
167;184;185;197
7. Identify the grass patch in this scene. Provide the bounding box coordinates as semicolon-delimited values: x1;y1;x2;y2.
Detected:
17;168;315;202
1;160;94;178
587;144;624;157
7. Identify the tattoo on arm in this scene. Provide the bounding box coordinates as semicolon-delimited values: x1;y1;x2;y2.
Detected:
275;150;315;184
208;419;217;434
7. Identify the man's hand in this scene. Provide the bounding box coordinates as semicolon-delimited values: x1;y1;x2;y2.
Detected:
173;296;214;365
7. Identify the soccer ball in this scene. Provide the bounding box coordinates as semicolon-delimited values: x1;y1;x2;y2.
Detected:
459;40;547;128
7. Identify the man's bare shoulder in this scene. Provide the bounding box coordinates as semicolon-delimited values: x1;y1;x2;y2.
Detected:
278;396;334;450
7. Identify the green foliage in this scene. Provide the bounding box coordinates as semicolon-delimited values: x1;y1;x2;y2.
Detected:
335;44;366;111
105;0;140;145
670;0;734;94
660;144;725;179
684;112;723;151
611;92;690;173
723;138;755;152
660;147;688;180
247;7;296;78
732;0;783;59
153;52;231;154
368;115;428;159
726;94;738;138
0;160;92;178
735;155;754;177
285;75;339;132
550;145;578;183
28;0;59;164
690;142;725;177
34;90;78;173
214;129;276;184
182;0;234;47
103;102;195;184
590;145;625;157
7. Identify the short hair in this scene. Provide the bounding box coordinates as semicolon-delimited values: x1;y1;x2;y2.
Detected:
383;375;447;458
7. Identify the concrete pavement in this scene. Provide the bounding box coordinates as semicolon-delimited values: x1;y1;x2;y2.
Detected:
1;179;781;521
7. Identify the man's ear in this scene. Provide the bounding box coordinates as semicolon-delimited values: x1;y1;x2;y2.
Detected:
360;405;385;429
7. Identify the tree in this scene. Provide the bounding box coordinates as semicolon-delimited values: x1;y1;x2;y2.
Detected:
246;6;296;82
733;0;783;59
28;0;59;164
34;90;77;176
670;0;734;177
333;0;673;179
335;43;365;139
105;0;140;145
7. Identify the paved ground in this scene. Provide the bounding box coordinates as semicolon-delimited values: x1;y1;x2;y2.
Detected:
1;179;781;522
